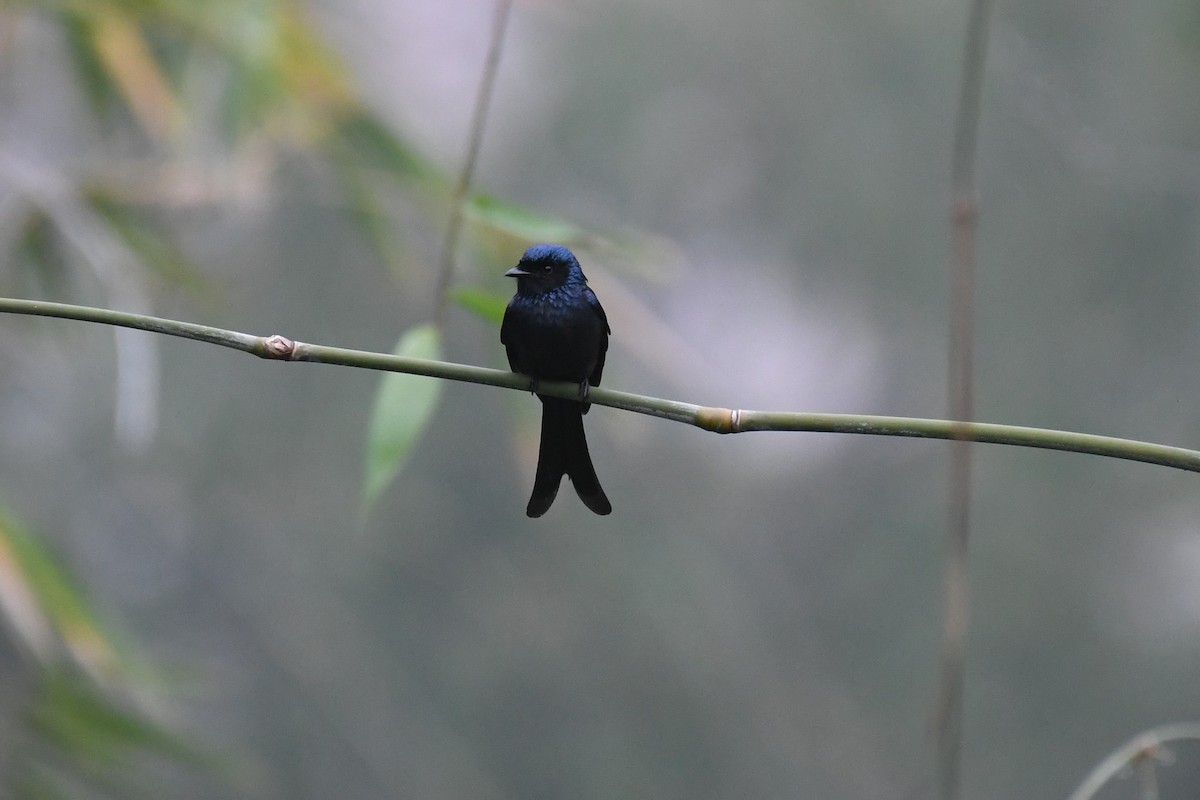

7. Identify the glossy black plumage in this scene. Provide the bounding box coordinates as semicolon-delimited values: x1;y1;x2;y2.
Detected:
501;244;611;517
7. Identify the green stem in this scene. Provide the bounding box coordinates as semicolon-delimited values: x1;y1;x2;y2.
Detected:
3;296;1199;473
0;298;258;351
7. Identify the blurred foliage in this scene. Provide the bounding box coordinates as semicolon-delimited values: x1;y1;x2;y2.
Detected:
2;0;1199;797
0;506;209;798
12;210;71;297
362;322;444;513
1;1;676;789
450;284;509;326
8;0;435;276
1;0;667;502
82;186;208;293
465;192;584;252
27;669;207;777
3;0;490;793
0;507;116;674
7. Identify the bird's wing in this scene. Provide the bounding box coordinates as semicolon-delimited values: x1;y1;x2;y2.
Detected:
499;304;513;346
585;287;610;334
500;303;524;375
586;287;609;387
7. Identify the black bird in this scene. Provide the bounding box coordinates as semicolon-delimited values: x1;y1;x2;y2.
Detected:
501;244;612;517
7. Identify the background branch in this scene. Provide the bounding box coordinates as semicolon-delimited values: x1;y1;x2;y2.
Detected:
1067;724;1200;800
935;0;997;795
432;0;514;326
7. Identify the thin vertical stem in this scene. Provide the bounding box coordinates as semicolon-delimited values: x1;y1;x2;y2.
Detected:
433;0;515;326
933;0;996;798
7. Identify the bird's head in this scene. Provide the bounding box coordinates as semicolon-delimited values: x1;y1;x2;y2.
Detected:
505;244;584;295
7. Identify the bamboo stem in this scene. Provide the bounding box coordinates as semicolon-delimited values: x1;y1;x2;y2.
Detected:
3;296;1199;473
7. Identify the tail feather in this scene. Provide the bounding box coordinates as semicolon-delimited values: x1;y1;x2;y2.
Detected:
526;398;611;517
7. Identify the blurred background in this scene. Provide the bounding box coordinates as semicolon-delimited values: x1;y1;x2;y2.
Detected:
2;0;1200;797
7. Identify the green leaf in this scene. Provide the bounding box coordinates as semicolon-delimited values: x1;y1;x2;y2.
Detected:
336;112;435;182
221;50;280;137
362;324;443;512
0;507;117;674
61;11;120;119
13;210;70;297
451;285;509;326
84;189;208;293
30;670;204;769
328;113;440;273
329;153;406;274
465;193;583;244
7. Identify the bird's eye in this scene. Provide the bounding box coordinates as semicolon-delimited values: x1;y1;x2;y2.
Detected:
542;264;552;273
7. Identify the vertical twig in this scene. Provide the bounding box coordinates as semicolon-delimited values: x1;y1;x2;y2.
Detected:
433;0;515;327
933;0;996;798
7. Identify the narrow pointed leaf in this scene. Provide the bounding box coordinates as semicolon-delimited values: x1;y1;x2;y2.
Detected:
451;285;509;326
363;324;443;511
336;112;434;182
61;11;119;118
330;154;406;274
14;210;70;296
465;194;583;244
0;507;118;676
88;12;183;140
30;670;205;768
84;189;208;293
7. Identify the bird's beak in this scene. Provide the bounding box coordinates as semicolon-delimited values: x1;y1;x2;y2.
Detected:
504;266;530;278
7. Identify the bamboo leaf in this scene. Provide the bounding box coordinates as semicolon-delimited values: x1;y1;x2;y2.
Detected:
222;48;281;137
451;285;509;326
84;189;208;293
465;193;583;244
88;11;183;140
336;112;435;182
329;153;407;274
0;508;119;676
30;670;204;769
13;210;70;296
273;4;356;111
61;11;120;118
327;113;440;272
362;323;443;511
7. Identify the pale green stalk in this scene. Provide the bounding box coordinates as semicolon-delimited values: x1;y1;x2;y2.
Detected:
2;297;1199;474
